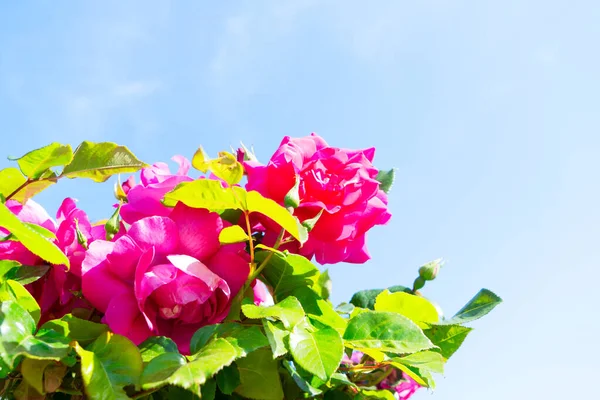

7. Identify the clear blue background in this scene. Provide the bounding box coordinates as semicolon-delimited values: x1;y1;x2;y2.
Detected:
1;1;598;398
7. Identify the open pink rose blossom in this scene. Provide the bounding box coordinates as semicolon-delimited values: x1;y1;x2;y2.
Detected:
82;203;250;354
0;198;101;324
244;133;391;264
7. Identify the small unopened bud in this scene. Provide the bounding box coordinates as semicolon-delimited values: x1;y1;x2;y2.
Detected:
284;175;301;209
418;258;443;281
74;219;88;250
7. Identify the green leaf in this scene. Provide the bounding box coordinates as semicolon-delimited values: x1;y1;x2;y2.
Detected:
0;202;69;266
242;296;305;329
16;143;73;179
0;279;41;323
163;179;242;210
216;364;240;395
189;324;227;355
13;379;45;400
290;286;347;335
439;289;502;325
424;324;472;359
0;167;27;200
375;168;395;194
282;360;322;396
201;378;216;400
349;285;410;310
262;320;288;358
391;351;444;374
288;323;343;381
219;225;249;245
208;152;244;186
164;182;305;242
138;336;180;364
258;252;321;300
374;290;439;328
40;314;108;346
76;332;143;400
168;338;238;391
359;389;396;400
0;261;50;285
246;191;307;244
0;301;71;378
141;352;187;390
343;311;435;354
191;146;211;173
61;141;146;182
235;348;284;400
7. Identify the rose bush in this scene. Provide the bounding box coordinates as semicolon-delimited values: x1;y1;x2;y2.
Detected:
0;138;500;400
244;133;391;264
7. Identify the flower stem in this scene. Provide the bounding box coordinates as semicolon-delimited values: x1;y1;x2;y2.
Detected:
247;228;285;283
243;211;255;263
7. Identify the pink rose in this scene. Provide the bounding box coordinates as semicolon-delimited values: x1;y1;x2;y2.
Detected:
81;203;250;354
120;156;193;224
244;133;391;264
378;370;421;399
252;279;274;306
0;199;100;324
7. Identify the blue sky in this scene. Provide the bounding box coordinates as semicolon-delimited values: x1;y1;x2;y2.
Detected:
1;1;598;398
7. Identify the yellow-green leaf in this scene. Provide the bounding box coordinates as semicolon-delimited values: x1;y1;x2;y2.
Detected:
374;290;439;328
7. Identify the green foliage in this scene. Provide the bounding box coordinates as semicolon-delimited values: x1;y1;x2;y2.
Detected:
61;141;147;182
0;260;49;285
258;251;321;300
349;285;410;310
235;348;284;400
424;324;473;360
218;225;249;245
375;168;395;193
374;290;439;328
439;288;502;325
0;202;69;266
15;143;74;180
288;322;343;381
343;311;435;354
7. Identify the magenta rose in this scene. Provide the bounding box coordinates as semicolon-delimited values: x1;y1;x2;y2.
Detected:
378;370;421;399
81;203;250;354
0;198;100;323
120;155;193;224
244;133;391;264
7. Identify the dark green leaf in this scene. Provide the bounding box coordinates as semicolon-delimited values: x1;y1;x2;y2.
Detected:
440;289;502;325
282;360;322;396
138;336;180;364
0;203;69;266
15;143;73;179
288;323;343;381
343;311;434;354
0;262;50;285
424;324;472;359
242;296;305;329
201;378;217;400
141;352;187;390
76;332;143;399
216;364;240;395
235;348;283;400
349;285;409;310
61;141;146;182
258;252;321;300
375;169;395;194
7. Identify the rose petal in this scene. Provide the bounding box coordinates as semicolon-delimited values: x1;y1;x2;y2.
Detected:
104;291;152;345
128;216;179;255
168;204;222;261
